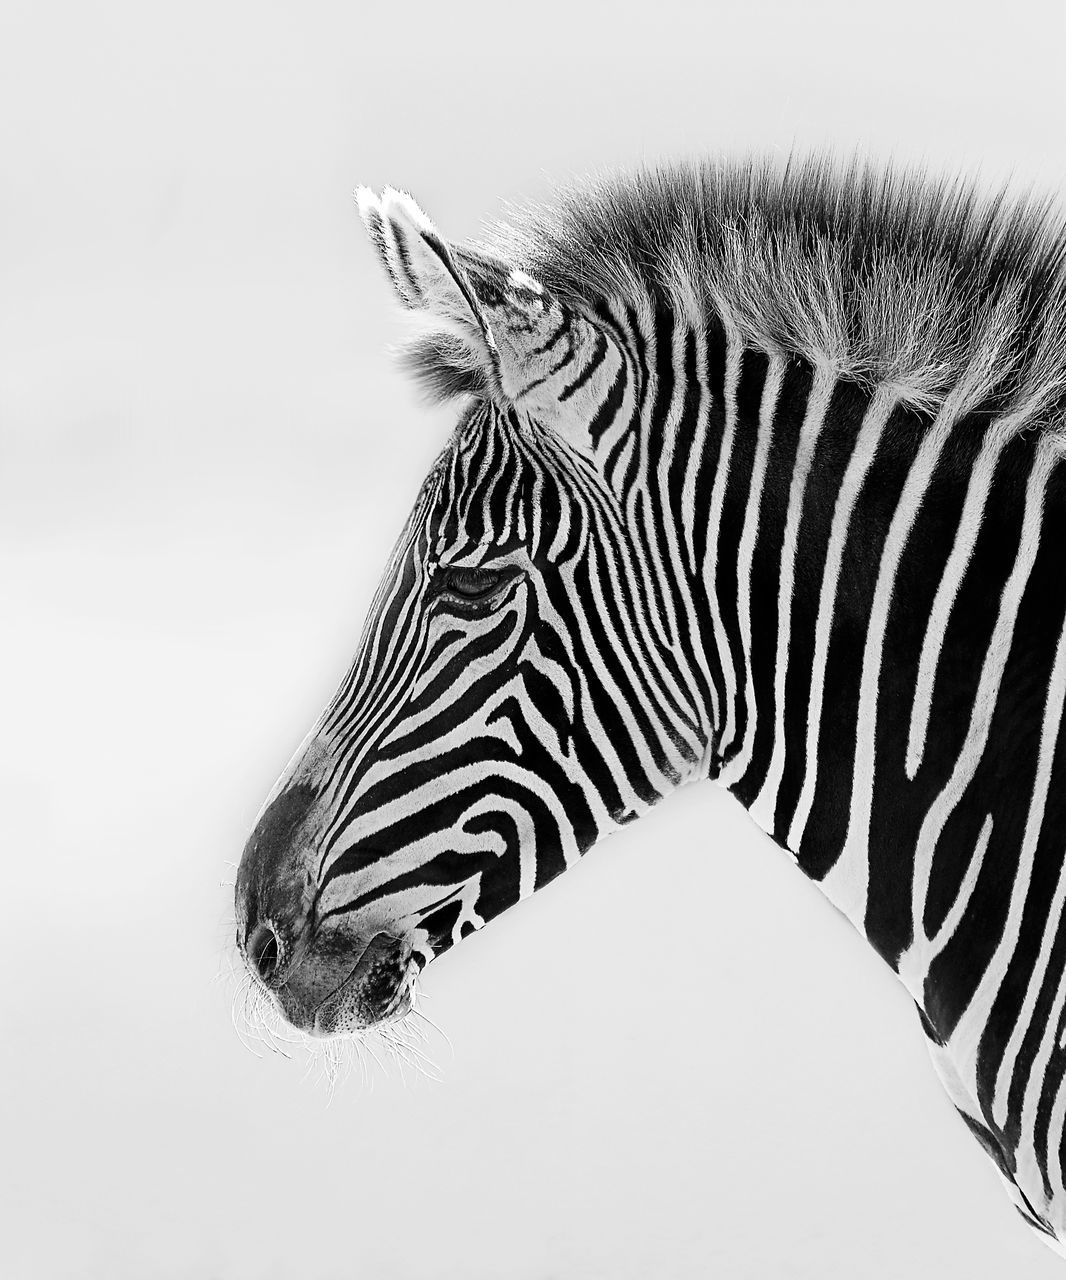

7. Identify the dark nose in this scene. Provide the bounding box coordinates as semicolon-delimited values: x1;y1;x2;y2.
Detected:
246;921;282;985
235;782;320;987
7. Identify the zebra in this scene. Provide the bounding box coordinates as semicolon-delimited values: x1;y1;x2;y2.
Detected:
234;155;1066;1257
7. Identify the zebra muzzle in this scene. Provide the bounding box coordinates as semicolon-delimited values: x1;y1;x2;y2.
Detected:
272;930;412;1037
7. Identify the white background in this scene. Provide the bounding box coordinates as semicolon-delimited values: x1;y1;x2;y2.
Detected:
4;0;1066;1275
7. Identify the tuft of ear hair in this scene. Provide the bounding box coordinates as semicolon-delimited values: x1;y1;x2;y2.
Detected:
357;186;503;400
356;186;624;449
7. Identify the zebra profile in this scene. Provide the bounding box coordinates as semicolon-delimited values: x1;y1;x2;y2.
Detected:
235;155;1066;1256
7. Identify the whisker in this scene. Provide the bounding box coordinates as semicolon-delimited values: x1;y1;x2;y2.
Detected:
410;1007;455;1061
223;943;450;1091
230;980;266;1058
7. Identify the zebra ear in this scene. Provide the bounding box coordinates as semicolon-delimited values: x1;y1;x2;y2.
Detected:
356;187;622;452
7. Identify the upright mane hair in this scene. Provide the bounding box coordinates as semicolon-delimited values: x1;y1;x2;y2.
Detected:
471;155;1066;429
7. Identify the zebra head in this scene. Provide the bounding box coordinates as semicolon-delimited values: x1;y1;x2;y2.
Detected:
235;189;706;1037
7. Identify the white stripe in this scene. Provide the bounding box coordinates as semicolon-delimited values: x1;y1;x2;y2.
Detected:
716;352;784;769
905;423;1014;778
748;365;837;834
925;812;993;961
995;606;1066;1135
818;391;965;925
680;325;712;575
1047;1065;1066;1205
663;322;718;750
787;389;896;850
703;331;743;757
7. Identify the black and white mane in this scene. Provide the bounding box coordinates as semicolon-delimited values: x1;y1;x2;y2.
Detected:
466;156;1066;429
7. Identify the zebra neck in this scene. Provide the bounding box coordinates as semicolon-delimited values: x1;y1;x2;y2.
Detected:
662;319;1066;992
693;336;877;818
705;343;898;929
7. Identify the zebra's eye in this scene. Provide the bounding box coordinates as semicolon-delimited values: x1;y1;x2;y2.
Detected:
442;567;505;601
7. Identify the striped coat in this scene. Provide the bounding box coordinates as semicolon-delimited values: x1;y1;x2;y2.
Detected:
236;157;1066;1255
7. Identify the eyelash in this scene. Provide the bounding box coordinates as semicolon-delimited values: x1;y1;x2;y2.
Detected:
438;566;509;603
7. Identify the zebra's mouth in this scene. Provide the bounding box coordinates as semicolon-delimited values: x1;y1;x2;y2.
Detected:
269;929;415;1039
310;944;416;1038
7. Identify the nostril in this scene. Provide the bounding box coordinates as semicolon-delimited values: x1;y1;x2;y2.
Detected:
247;922;281;984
